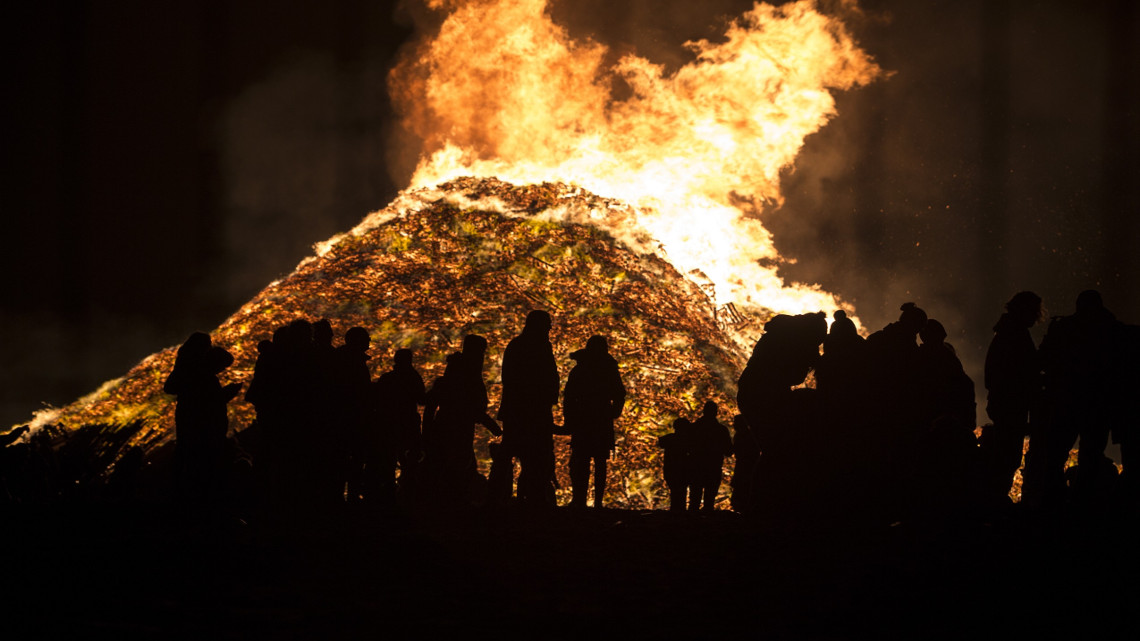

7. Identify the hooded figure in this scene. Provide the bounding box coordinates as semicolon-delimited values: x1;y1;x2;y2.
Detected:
164;333;240;503
564;335;625;508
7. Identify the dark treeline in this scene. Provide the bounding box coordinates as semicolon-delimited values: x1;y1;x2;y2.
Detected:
2;293;1136;525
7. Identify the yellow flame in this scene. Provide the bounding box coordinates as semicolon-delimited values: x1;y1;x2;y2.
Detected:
392;0;882;322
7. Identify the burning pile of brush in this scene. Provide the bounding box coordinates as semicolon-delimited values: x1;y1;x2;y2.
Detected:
16;0;889;508
29;178;752;508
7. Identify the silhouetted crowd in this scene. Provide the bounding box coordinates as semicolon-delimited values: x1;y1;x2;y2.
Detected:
731;290;1136;521
158;310;633;521
2;292;1136;524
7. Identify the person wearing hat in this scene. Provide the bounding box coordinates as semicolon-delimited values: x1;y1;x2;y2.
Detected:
563;335;625;508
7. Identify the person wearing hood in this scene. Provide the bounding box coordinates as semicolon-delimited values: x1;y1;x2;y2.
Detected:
564;335;625;508
979;291;1043;504
164;332;240;504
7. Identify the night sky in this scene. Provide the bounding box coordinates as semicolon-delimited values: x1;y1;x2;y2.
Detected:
2;0;1137;430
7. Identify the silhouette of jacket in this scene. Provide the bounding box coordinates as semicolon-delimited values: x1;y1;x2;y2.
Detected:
658;419;693;511
564;336;625;508
422;336;498;503
736;312;827;444
985;313;1041;413
164;334;239;502
816;310;867;403
563;341;625;456
498;312;559;504
1032;291;1122;502
332;328;373;502
498;318;560;447
375;351;427;463
689;404;733;511
432;350;495;445
915;327;974;430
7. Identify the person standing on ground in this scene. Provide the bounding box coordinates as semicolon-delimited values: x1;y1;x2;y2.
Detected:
564;335;625;508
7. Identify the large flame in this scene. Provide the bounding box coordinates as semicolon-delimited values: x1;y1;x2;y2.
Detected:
392;0;882;320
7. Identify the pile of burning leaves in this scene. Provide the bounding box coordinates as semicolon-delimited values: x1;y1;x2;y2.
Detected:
28;178;752;508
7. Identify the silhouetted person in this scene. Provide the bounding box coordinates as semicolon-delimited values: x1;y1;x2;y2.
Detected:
563;335;625;509
1025;290;1122;506
498;311;560;506
914;318;977;512
810;309;876;513
915;319;975;430
865;302;928;418
729;414;759;513
863;302;928;515
246;333;283;512
658;418;693;511
423;335;500;505
736;312;826;516
334;327;373;504
285;319;324;509
164;333;240;505
689;401;733;512
313;319;335;360
979;292;1043;505
247;319;322;515
373;348;427;501
737;312;828;426
816;310;868;406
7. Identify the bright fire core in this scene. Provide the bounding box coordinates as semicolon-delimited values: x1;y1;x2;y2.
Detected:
393;0;882;319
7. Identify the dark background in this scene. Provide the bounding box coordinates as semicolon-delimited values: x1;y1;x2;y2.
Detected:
2;0;1137;430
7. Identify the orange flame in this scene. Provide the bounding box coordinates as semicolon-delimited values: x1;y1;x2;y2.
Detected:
392;0;882;326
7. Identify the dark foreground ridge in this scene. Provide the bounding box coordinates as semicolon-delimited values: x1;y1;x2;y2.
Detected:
3;502;1136;638
3;179;1138;635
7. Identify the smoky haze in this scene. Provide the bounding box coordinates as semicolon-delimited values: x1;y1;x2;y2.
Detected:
1;0;1136;434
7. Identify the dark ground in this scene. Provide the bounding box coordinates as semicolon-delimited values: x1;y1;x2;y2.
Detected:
3;501;1136;639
